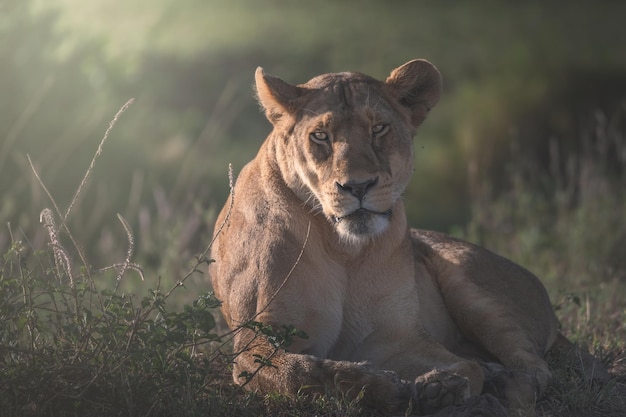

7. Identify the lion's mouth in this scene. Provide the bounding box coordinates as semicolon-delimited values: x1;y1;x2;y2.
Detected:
331;208;392;224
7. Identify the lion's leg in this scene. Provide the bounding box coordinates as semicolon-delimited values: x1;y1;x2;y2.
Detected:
231;329;414;414
354;328;483;413
233;327;479;415
461;317;553;414
432;261;557;413
486;349;551;414
395;339;484;414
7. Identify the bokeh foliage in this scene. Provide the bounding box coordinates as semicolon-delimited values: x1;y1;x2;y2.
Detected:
2;0;625;289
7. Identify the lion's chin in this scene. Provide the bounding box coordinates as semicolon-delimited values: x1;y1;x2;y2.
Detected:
331;208;392;241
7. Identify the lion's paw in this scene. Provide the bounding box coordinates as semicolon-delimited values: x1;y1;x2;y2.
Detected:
413;369;470;414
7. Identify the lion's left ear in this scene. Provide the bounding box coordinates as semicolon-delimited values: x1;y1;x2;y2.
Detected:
255;67;309;125
385;59;442;127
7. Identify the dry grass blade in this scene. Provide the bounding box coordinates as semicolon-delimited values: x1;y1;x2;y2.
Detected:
28;155;64;223
26;98;135;285
250;221;310;323
115;213;141;282
205;163;235;254
63;98;135;224
39;208;70;284
0;75;55;171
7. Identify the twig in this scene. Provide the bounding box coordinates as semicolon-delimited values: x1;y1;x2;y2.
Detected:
204;163;236;256
248;221;311;323
161;163;235;302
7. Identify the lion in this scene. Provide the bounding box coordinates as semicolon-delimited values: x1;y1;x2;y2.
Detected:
208;59;608;416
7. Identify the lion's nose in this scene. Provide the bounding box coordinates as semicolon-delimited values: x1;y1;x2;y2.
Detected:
336;177;378;200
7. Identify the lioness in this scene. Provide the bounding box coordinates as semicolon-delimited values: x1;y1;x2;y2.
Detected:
209;59;606;415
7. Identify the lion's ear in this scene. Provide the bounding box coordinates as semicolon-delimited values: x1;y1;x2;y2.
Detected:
385;59;442;127
255;67;308;124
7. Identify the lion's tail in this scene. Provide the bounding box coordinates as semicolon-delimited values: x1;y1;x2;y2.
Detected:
549;332;610;382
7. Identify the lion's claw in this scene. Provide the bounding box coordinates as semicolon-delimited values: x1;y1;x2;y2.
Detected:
414;369;470;414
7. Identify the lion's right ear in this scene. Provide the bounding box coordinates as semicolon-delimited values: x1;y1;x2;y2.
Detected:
255;67;308;124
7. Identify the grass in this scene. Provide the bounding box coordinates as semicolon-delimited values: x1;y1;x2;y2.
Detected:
459;101;626;416
2;102;626;417
0;236;377;417
0;101;222;416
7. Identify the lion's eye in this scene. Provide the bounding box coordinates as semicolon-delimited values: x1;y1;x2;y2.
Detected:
310;131;329;144
372;124;389;138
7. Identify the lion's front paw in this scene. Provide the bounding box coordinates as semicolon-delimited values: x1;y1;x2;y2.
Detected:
414;369;470;414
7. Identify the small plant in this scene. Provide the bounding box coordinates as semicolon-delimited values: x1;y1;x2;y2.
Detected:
0;100;225;417
0;233;223;417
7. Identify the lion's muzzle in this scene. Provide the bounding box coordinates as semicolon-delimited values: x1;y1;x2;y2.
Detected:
335;177;379;200
331;208;392;238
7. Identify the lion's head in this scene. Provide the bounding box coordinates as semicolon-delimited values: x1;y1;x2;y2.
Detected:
255;59;442;242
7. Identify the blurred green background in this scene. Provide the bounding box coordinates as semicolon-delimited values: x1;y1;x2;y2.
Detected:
2;0;625;297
